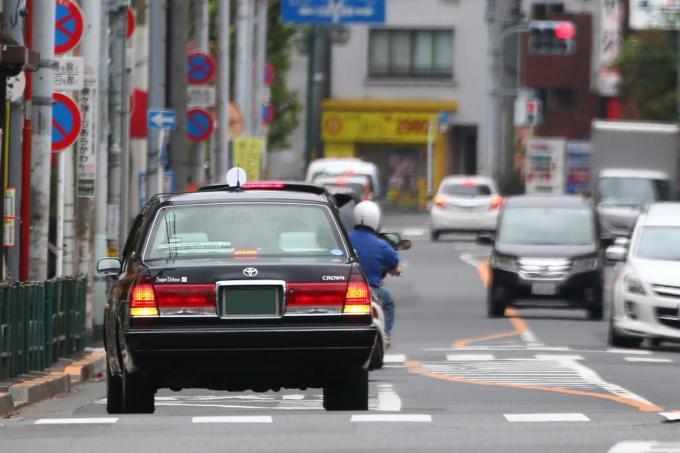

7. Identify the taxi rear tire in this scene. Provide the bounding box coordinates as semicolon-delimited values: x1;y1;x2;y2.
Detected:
430;230;440;242
323;370;369;411
106;361;123;414
121;368;155;414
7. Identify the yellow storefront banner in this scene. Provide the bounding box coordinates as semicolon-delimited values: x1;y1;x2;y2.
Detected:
321;111;437;144
233;137;265;181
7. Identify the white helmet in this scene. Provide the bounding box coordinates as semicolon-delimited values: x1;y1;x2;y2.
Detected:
354;201;381;231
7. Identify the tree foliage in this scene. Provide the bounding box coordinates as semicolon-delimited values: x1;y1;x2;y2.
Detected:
617;30;678;122
207;0;300;149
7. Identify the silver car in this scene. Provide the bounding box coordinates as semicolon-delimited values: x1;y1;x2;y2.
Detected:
429;176;503;241
607;203;680;348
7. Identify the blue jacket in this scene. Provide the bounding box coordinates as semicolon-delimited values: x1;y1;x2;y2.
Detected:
349;227;399;288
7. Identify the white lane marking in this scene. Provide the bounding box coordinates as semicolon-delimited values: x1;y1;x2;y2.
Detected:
402;228;426;237
35;418;118;425
608;441;680;453
446;354;495;361
384;354;406;363
607;348;651;355
281;394;305;400
534;355;584;361
459;252;484;268
624;357;673;363
376;383;402;412
351;414;431;423
660;412;680;421
504;413;589;422
192;416;273;424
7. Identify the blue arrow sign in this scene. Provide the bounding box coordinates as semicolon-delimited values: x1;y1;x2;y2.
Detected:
281;0;385;24
147;108;177;129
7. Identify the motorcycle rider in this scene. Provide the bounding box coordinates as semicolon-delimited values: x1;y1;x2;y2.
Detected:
348;201;401;344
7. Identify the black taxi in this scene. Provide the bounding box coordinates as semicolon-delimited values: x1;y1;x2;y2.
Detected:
97;181;377;413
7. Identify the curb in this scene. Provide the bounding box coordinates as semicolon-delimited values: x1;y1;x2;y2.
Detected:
0;350;105;418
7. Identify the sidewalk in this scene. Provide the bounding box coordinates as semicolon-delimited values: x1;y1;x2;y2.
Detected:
0;349;105;417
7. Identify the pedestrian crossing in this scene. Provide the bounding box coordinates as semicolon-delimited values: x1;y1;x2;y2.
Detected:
608;441;680;453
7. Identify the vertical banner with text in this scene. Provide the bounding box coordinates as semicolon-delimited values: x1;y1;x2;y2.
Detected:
233;137;265;181
77;70;97;197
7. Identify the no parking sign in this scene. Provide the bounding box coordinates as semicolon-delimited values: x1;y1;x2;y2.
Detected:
52;92;82;152
187;52;216;85
186;108;215;143
54;0;84;55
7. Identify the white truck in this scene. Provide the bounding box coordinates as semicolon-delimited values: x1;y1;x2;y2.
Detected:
591;120;679;237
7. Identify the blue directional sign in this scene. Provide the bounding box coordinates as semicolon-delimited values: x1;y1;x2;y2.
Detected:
281;0;385;24
147;109;177;130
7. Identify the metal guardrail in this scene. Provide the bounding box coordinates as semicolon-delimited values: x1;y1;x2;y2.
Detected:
0;276;88;381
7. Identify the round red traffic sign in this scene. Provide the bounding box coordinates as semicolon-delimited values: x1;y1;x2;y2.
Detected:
262;104;275;126
187;108;215;143
187;52;217;85
127;7;136;40
54;0;84;55
52;92;82;152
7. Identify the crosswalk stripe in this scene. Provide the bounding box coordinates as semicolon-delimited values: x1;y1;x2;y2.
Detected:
607;348;651;355
659;412;680;421
504;413;589;422
351;414;432;423
384;354;406;363
34;418;118;425
608;441;680;453
446;354;495;361
192;416;273;424
624;357;673;363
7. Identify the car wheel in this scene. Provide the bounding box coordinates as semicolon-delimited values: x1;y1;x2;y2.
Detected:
323;369;369;411
106;360;123;415
430;230;440;242
121;367;155;414
608;317;642;348
487;286;506;318
369;338;384;371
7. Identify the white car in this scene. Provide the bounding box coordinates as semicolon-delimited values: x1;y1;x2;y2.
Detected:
429;176;503;241
608;203;680;348
306;158;381;197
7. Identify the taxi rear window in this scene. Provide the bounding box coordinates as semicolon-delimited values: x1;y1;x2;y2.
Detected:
143;203;347;261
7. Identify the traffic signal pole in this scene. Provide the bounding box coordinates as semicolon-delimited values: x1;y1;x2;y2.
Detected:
192;0;210;186
235;0;254;136
216;0;231;181
147;0;167;197
19;0;33;281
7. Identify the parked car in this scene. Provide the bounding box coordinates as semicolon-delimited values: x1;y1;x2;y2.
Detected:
479;195;604;319
607;203;680;348
430;176;503;241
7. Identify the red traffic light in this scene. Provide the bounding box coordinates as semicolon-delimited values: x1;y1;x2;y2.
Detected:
555;22;576;40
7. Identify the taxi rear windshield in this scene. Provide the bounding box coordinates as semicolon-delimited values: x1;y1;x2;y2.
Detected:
144;204;347;261
441;183;492;196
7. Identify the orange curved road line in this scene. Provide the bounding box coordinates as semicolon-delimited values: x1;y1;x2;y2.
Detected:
451;308;527;349
405;360;664;413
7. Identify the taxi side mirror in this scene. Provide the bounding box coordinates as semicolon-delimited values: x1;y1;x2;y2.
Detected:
96;258;122;277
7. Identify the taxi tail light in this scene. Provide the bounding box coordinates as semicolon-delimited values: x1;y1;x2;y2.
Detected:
343;274;371;315
154;284;216;316
287;283;347;307
490;195;505;210
434;195;447;207
130;278;159;317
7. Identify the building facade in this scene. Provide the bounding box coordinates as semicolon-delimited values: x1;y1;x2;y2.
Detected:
321;0;490;208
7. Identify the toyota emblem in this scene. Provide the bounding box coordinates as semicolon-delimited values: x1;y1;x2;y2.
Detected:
243;267;258;278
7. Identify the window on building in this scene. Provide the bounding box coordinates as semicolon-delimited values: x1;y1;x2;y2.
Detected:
368;29;454;79
532;2;565;19
536;87;576;112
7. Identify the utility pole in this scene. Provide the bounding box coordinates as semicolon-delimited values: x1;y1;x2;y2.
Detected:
216;0;231;181
147;0;167;197
81;0;102;333
192;0;210;186
19;0;34;281
484;0;499;179
167;0;189;192
28;0;56;281
304;27;318;168
4;0;24;280
93;0;110;334
235;0;254;136
253;0;268;136
107;0;129;255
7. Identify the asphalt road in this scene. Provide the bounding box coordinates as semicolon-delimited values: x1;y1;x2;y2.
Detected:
2;210;680;453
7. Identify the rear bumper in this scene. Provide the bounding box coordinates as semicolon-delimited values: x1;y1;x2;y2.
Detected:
430;207;498;232
122;324;377;383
